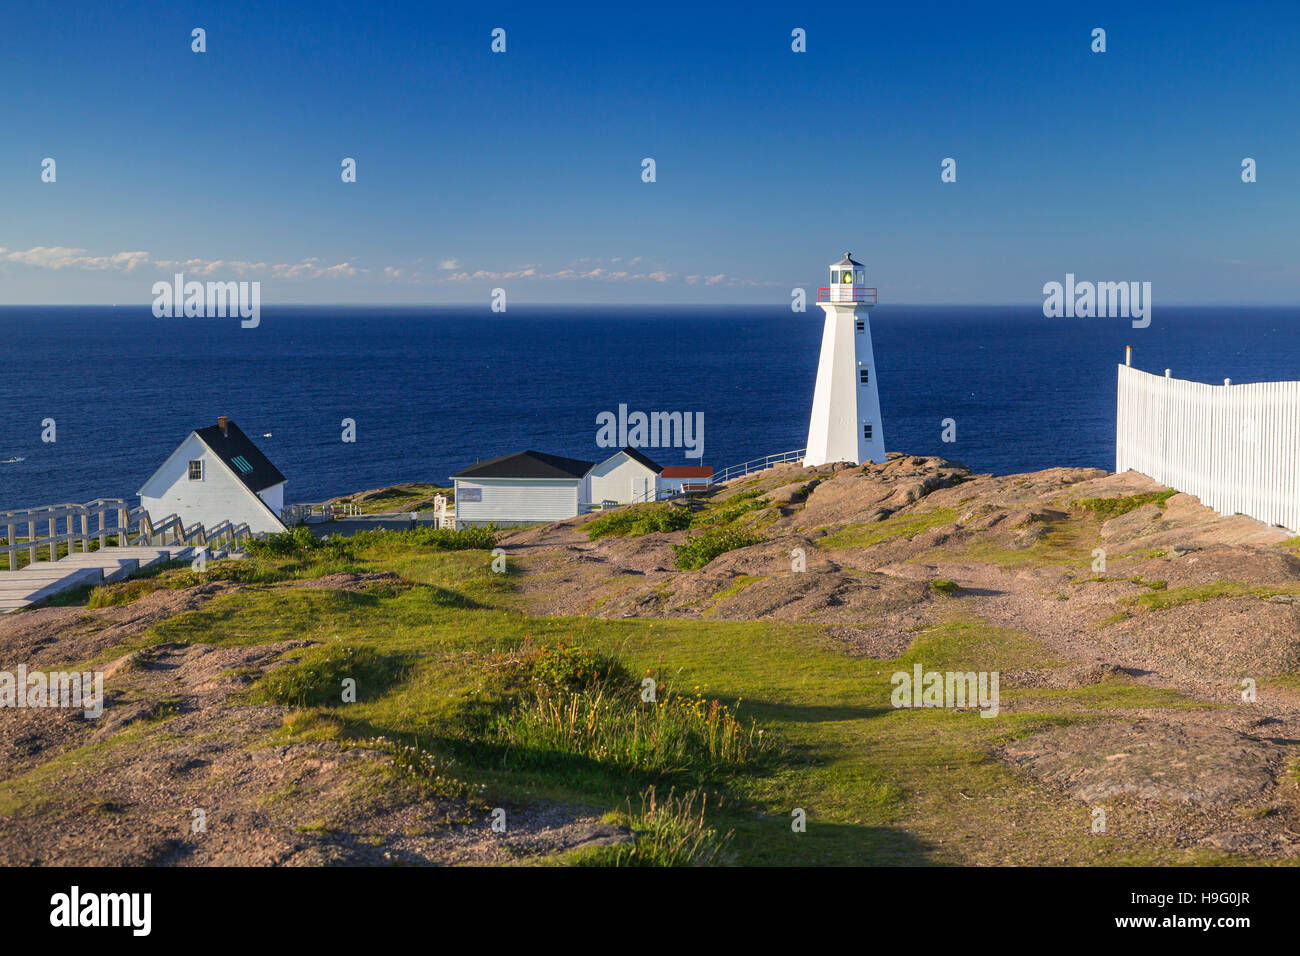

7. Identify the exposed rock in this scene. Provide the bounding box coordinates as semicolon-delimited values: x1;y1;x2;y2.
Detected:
1002;721;1284;806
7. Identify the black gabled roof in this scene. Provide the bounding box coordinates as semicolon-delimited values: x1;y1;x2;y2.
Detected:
194;420;286;494
452;449;594;480
608;446;662;473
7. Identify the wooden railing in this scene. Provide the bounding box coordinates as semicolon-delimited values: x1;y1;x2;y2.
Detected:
1;499;138;570
0;498;259;570
282;502;361;523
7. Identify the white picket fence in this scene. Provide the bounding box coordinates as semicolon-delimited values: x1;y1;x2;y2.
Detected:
1116;363;1300;532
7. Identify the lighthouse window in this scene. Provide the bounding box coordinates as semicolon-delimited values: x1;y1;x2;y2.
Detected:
859;369;870;384
863;423;873;440
855;320;865;332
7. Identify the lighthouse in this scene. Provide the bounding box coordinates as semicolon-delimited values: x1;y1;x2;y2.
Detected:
804;253;885;466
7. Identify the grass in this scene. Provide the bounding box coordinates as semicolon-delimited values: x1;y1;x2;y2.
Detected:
818;508;958;550
672;525;763;570
327;483;451;514
248;524;497;558
247;640;407;707
1122;581;1300;611
585;504;691;540
689;490;771;528
574;787;733;866
491;684;769;779
1077;575;1168;592
24;524;1247;867
710;575;765;603
1072;490;1177;520
585;491;773;544
939;510;1101;570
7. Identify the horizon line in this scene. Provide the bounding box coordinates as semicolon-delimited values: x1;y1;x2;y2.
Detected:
1;301;1297;309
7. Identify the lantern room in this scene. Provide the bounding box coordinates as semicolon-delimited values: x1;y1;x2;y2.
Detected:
819;253;876;305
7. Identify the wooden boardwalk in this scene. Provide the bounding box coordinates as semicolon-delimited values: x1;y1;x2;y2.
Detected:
0;546;195;614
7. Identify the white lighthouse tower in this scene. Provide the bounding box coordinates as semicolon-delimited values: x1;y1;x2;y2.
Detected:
804;253;886;466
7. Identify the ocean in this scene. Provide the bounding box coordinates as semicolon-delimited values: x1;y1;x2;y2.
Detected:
1;305;1297;511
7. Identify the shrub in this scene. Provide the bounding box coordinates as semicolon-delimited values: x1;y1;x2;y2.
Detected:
671;525;762;570
254;641;404;708
586;506;692;541
690;491;769;528
529;644;633;693
493;682;769;776
246;526;320;557
246;524;496;560
928;578;960;596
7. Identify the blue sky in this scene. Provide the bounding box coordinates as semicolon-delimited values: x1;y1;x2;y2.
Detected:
2;0;1298;305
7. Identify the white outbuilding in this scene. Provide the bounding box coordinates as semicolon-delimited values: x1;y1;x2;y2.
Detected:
451;450;594;528
137;416;287;535
657;465;714;496
589;447;662;505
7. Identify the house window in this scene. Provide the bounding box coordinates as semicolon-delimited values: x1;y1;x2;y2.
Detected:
859;368;870;384
863;423;873;441
188;460;203;481
855;320;865;332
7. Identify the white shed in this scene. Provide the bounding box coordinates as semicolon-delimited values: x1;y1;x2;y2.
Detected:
589;447;662;505
658;465;714;496
137;416;287;535
451;450;594;528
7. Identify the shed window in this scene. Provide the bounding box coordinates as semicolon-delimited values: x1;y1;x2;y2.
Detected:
188;460;203;481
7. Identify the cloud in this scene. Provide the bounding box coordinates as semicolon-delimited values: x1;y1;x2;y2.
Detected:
440;265;673;283
3;244;764;289
3;245;362;280
5;246;153;271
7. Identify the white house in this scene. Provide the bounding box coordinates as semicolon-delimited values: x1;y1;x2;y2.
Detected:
804;252;886;466
451;450;594;528
658;465;713;496
589;447;662;505
137;416;287;535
